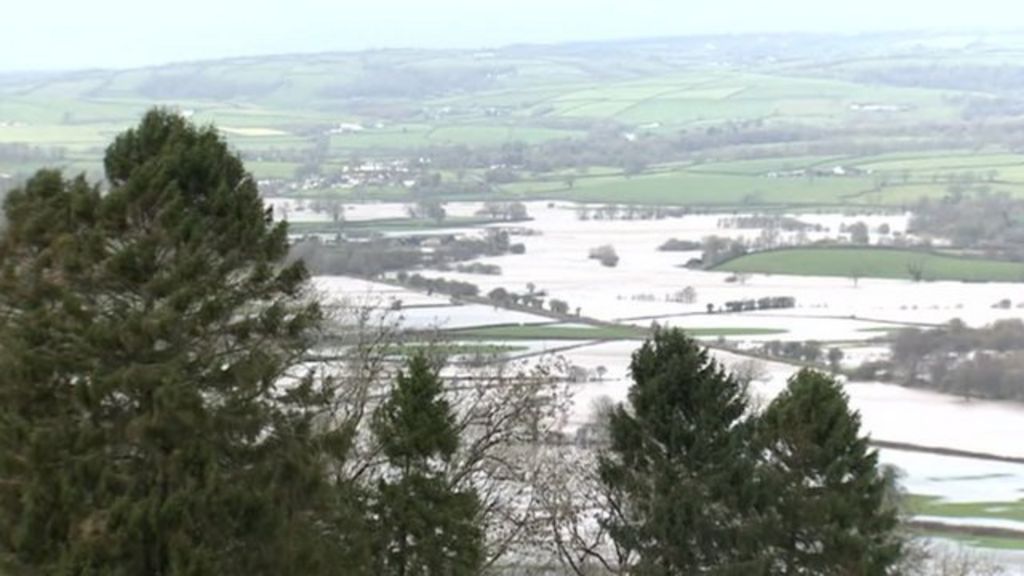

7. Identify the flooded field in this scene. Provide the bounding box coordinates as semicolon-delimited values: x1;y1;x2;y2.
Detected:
310;199;1024;559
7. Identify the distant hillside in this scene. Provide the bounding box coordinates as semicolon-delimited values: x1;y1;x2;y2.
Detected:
3;30;1024;204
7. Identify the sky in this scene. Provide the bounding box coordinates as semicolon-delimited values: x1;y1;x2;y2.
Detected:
4;0;1024;71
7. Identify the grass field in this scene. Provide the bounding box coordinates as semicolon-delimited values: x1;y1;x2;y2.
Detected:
449;325;787;341
909;495;1024;524
715;247;1024;282
502;169;877;206
5;34;1024;210
493;151;1024;207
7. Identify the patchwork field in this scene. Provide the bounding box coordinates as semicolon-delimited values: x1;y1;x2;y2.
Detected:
6;35;1024;213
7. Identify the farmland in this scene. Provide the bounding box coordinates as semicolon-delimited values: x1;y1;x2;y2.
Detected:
5;31;1024;213
715;247;1024;282
298;198;1024;566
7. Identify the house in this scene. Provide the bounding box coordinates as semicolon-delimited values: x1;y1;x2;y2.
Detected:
329;122;365;134
850;103;909;113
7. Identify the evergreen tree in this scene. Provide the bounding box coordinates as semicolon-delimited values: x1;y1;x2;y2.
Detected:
598;329;770;575
757;370;902;575
0;110;368;574
371;353;483;576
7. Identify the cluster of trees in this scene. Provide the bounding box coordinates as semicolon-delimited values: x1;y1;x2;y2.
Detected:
589;244;620;267
575;204;689;221
859;319;1024;400
291;226;523;277
760;340;839;366
290;237;423;276
475;201;529;221
448;262;502;275
658;238;702;252
303;197;347;222
841;220;871;244
699;235;750;268
722;296;797;313
446;228;525;259
716;215;821;232
486;286;579;316
396;272;480;298
562;331;903;575
667;286;698;304
407;198;447;222
910;192;1024;260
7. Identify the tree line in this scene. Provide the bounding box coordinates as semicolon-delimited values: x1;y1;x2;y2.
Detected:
911;192;1024;260
853;319;1024;401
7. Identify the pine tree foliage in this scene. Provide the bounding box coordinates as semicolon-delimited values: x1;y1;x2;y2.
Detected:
598;329;769;575
0;110;367;575
371;353;484;576
757;369;902;575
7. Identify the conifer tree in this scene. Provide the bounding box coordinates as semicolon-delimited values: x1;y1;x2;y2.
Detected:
757;370;902;575
598;329;770;575
371;353;483;576
0;110;366;574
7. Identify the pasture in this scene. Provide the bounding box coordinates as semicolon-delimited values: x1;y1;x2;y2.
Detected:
715;247;1024;282
0;40;1016;213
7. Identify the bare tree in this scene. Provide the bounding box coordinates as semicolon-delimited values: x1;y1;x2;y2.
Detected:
535;447;634;576
851;266;864;287
328;336;576;570
907;257;927;282
444;357;575;570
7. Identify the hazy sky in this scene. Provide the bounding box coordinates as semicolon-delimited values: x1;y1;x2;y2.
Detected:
4;0;1023;71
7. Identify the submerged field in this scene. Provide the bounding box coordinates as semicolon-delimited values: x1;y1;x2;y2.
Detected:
307;200;1024;563
449;324;786;341
715;247;1024;283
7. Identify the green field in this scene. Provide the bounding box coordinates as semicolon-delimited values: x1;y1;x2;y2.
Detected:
503;168;878;206
6;33;1024;209
716;248;1024;282
909;495;1024;524
449;325;787;341
908;495;1024;551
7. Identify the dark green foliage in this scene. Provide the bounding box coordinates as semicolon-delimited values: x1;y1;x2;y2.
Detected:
371;354;483;576
0;110;370;575
598;331;902;575
598;329;769;575
757;370;902;575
